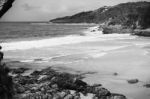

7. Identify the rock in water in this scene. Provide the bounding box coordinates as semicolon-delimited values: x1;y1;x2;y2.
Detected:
113;72;118;76
143;84;150;88
127;79;139;84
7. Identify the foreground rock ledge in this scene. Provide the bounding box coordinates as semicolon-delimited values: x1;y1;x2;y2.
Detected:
12;67;127;99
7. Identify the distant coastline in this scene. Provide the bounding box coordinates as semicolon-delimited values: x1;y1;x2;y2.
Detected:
50;1;150;36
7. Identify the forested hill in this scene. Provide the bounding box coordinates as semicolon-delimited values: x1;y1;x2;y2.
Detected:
50;1;150;29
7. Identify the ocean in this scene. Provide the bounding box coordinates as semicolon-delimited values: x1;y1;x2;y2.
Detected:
0;22;93;42
1;22;150;99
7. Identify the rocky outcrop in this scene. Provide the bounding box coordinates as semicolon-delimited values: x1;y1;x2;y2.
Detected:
102;25;133;34
11;67;29;75
0;47;127;99
133;29;150;37
13;67;127;99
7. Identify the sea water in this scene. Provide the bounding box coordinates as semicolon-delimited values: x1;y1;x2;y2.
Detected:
1;22;150;99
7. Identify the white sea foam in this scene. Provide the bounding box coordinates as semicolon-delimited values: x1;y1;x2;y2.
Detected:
88;52;107;58
84;26;103;36
1;25;136;51
84;26;136;39
1;35;97;51
134;42;150;47
20;59;34;63
19;45;128;64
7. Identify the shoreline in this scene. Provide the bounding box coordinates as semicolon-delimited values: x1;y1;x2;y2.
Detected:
8;61;127;99
6;42;150;99
2;24;150;99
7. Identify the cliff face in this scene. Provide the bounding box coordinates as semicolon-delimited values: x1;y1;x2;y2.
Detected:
50;1;150;29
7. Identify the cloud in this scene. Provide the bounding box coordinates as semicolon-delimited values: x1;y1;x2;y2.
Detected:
1;0;150;21
22;3;40;11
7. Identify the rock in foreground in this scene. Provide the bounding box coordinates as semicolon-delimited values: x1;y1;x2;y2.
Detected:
13;67;127;99
127;79;139;84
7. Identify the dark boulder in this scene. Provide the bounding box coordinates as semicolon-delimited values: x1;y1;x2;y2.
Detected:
143;84;150;88
11;67;29;74
127;79;139;84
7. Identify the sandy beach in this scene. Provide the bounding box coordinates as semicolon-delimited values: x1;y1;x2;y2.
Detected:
3;33;150;99
1;1;150;99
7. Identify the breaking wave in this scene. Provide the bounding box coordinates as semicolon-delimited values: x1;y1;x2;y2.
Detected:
1;26;136;51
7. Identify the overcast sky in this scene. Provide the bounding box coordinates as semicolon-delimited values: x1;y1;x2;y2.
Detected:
1;0;149;21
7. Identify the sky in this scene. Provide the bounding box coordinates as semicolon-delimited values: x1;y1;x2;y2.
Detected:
1;0;149;21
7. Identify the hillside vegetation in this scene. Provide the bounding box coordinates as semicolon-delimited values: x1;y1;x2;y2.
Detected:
50;1;150;29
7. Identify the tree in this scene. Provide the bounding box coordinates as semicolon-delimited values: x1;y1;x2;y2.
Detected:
0;0;15;18
0;0;15;99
